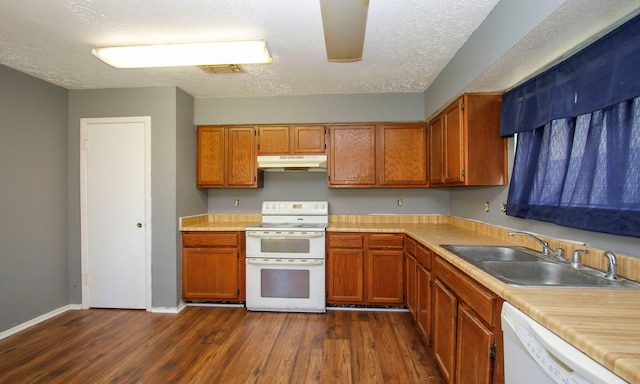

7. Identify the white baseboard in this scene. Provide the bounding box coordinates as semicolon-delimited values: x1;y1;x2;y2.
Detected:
0;304;80;340
151;301;187;314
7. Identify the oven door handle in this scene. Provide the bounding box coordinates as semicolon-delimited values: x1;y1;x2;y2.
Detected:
246;231;325;238
246;258;325;266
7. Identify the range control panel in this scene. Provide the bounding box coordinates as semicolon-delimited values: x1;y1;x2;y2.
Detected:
261;201;328;216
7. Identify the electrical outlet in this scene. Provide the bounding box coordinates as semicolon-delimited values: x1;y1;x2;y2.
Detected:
233;199;239;207
397;199;403;207
484;202;490;212
501;202;507;214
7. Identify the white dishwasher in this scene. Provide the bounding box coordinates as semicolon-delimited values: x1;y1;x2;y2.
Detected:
501;302;627;384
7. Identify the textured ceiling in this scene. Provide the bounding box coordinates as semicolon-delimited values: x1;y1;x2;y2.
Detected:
0;1;639;99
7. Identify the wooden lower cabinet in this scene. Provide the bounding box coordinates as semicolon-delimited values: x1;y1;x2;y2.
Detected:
456;303;494;384
405;250;418;317
432;256;504;384
326;232;404;305
416;262;432;342
405;237;434;346
327;245;365;302
433;278;458;383
182;231;245;302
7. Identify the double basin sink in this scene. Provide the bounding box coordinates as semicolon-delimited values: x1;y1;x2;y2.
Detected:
440;245;640;288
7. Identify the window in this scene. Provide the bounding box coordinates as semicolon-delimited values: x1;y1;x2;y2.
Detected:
506;98;640;237
501;13;640;237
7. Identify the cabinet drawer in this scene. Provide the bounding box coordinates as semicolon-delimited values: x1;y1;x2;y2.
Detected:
405;236;417;256
369;234;404;249
416;245;432;270
434;256;498;325
183;232;239;248
328;233;364;248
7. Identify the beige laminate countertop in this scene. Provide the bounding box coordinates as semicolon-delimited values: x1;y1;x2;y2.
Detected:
181;215;640;383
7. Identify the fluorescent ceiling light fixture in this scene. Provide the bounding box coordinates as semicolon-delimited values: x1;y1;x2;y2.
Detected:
92;40;272;68
320;0;369;62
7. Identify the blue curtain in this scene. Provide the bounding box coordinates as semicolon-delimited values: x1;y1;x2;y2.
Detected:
501;12;640;136
506;97;640;237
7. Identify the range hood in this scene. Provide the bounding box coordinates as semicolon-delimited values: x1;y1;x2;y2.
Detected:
257;155;327;172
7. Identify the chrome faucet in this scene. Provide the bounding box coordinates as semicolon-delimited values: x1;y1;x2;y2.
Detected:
603;251;618;280
571;249;588;268
508;231;566;261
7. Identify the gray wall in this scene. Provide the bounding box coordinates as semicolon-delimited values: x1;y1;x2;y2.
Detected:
207;172;449;215
195;93;425;125
175;88;207;300
0;65;69;332
68;87;195;308
423;0;566;117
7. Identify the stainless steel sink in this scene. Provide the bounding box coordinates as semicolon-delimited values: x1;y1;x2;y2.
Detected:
440;244;640;288
440;245;541;262
480;261;610;286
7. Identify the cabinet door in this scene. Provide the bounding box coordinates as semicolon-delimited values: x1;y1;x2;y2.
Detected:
327;248;365;303
227;126;259;187
429;115;445;186
443;99;465;185
378;123;428;186
405;253;418;318
417;263;432;343
433;279;457;384
367;249;404;304
327;125;376;187
292;125;325;154
197;126;225;188
257;126;290;154
455;304;494;384
182;247;239;300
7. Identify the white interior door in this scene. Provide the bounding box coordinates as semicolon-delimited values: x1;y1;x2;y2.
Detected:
80;117;151;310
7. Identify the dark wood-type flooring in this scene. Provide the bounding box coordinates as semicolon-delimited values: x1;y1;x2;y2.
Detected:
0;306;443;383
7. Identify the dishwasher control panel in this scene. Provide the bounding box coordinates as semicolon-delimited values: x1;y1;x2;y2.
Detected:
515;323;589;383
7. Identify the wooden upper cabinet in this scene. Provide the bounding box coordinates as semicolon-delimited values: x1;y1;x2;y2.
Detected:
257;126;290;154
327;123;428;188
227;126;260;187
443;101;464;185
428;93;507;187
197;126;225;187
292;125;325;153
378;123;428;186
257;125;325;155
327;124;377;187
197;125;263;188
429;115;445;186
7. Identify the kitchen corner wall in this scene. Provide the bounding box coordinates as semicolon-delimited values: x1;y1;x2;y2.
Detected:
68;87;206;309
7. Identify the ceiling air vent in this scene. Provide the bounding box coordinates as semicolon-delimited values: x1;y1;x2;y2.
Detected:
198;64;243;74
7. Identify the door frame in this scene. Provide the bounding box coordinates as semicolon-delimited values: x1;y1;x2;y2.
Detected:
79;116;152;310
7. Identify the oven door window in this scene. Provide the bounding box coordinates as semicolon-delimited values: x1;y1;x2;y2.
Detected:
261;238;310;254
261;269;310;298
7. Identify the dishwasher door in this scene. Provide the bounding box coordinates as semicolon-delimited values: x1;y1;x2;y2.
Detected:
501;302;626;384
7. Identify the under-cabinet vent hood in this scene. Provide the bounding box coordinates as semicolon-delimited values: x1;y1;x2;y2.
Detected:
257;155;327;172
